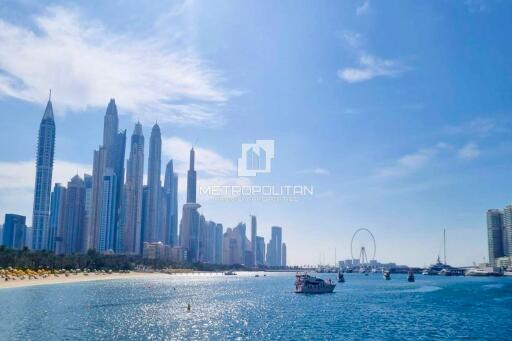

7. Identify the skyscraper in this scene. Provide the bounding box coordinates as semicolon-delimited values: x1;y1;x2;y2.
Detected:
267;226;283;266
215;223;223;264
83;174;93;250
222;223;250;265
187;148;197;204
98;169;117;253
162;160;178;246
122;123;144;254
3;214;27;250
63;175;86;254
502;205;512;257
32;96;55;250
487;209;504;266
90;146;107;250
256;236;265;265
90;99;125;253
180;148;201;261
282;242;287;267
250;215;257;267
48;183;66;252
143;123;162;243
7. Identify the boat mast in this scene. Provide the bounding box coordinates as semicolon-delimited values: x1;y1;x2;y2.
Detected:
443;228;447;265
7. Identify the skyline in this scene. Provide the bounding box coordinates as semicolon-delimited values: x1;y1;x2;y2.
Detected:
1;1;512;266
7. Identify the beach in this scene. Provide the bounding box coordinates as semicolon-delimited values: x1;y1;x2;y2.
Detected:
0;272;168;289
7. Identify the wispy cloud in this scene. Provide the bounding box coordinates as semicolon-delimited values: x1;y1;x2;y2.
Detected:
356;0;370;15
161;136;252;199
376;143;450;178
464;0;488;13
458;142;480;160
338;54;408;83
337;31;409;83
0;6;231;126
444;118;496;137
298;168;330;176
161;136;236;177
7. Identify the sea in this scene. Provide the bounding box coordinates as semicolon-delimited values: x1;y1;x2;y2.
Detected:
0;272;511;340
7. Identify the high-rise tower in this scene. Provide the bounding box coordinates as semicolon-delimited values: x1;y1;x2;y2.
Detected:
250;215;257;267
90;99;125;253
122;122;145;254
487;209;504;266
187;148;197;203
163;160;178;246
32;94;56;250
143;123;162;243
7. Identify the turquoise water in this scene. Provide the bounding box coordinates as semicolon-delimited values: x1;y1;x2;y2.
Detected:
0;272;511;340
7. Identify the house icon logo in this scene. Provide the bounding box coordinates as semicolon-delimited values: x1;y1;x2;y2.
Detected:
238;140;275;176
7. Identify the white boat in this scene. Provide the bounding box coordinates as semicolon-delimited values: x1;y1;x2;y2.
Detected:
465;268;488;276
224;270;237;276
295;273;336;294
383;270;391;280
504;267;512;276
465;267;503;277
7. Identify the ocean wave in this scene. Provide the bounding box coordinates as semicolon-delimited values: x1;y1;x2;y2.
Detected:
401;285;443;293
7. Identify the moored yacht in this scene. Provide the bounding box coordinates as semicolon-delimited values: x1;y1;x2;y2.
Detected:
295;273;336;294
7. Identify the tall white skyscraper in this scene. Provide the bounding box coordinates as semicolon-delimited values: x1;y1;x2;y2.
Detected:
90;99;125;253
122;123;144;254
32;95;55;250
143;123;162;243
163;160;178;246
180;148;201;261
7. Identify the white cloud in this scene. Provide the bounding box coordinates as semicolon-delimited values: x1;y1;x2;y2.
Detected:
356;0;370;15
338;54;408;83
0;6;230;126
458;142;480;160
162;137;236;177
161;136;252;198
444;118;496;136
0;160;91;223
298;168;330;176
377;144;450;178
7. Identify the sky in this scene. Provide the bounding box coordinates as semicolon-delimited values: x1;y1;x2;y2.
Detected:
1;0;511;267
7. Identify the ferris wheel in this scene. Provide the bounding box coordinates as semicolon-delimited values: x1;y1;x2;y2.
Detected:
350;228;376;266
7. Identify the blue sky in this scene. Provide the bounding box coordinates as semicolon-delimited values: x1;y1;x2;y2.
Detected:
1;0;511;266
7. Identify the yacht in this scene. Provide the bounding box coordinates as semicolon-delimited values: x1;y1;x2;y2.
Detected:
224;270;237;276
504;267;512;276
383;270;391;280
295;273;336;294
465;267;503;277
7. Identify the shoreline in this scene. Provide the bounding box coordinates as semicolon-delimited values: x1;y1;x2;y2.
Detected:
0;272;169;290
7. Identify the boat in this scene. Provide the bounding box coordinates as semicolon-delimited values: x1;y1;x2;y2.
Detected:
295;273;336;294
407;270;415;282
337;271;345;283
504;267;512;276
224;270;237;276
383;270;391;280
465;267;503;277
254;274;260;277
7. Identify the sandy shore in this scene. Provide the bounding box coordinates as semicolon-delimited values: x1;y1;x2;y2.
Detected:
0;272;169;289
